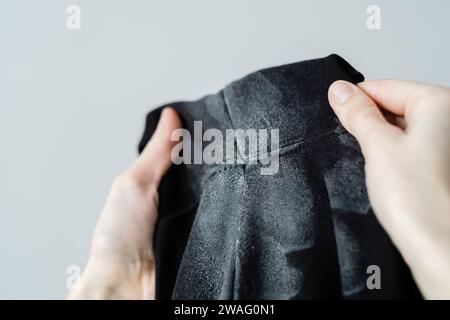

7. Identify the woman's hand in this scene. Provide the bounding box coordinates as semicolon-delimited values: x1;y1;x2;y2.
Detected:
67;108;181;299
328;80;450;299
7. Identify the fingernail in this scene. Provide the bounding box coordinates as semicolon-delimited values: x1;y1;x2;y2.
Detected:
330;81;354;104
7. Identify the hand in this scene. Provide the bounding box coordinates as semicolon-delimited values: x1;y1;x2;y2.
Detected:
328;80;450;299
67;108;181;299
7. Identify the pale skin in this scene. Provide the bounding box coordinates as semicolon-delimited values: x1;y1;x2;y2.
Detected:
68;80;450;300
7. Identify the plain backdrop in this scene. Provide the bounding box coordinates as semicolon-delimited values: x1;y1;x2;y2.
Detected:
0;0;449;299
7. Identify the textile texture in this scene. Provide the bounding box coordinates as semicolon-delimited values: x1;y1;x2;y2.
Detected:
138;54;421;299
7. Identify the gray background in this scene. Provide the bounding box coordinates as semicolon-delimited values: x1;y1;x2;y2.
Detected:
0;0;448;299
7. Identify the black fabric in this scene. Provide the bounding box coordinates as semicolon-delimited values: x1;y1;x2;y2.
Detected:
138;54;421;300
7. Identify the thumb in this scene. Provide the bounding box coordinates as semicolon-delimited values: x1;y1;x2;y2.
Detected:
328;80;400;155
132;107;182;185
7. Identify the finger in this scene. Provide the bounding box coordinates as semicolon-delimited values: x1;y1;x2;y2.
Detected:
358;80;431;117
133;107;182;185
328;80;400;154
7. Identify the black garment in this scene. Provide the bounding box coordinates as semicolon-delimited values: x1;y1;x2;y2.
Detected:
138;54;421;299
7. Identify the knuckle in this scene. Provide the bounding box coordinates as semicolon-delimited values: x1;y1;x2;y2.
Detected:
112;171;141;191
411;86;444;105
344;103;378;132
420;86;440;100
409;86;450;115
112;169;158;198
354;105;378;122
